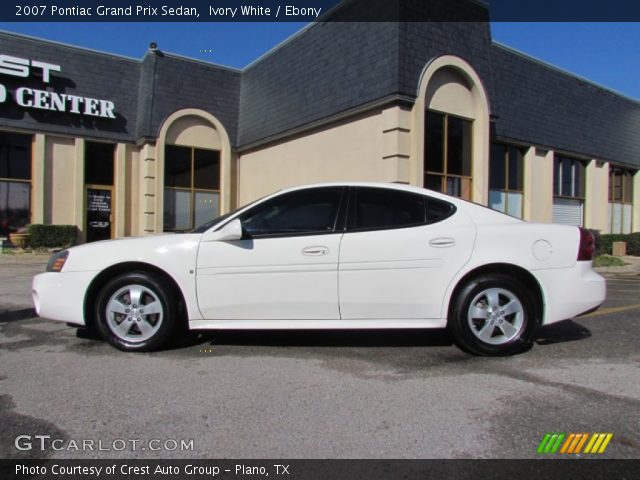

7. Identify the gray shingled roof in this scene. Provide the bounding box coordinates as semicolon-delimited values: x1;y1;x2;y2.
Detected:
1;0;639;168
0;31;240;145
491;43;640;166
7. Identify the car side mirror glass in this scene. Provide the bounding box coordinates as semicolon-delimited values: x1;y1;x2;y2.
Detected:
204;218;243;242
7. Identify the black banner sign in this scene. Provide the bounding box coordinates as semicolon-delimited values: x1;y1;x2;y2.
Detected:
2;459;640;480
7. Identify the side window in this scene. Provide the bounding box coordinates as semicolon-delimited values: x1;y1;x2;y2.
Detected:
426;197;456;224
240;187;344;237
350;188;426;230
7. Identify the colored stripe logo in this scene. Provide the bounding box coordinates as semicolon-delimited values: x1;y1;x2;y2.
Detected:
537;433;613;454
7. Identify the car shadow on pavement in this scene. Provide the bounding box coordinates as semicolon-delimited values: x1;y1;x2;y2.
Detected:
534;319;592;345
0;308;36;323
73;321;590;351
176;329;456;349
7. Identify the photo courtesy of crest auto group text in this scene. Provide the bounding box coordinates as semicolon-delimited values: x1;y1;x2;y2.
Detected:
0;0;639;479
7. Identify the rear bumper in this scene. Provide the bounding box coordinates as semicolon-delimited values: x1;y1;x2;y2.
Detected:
533;261;606;325
32;271;97;326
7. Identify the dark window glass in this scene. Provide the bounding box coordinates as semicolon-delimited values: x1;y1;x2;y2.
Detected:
426;198;456;224
489;144;506;190
164;145;191;188
554;155;586;199
241;188;343;236
446;177;461;197
0;181;31;235
560;158;573;196
609;167;635;204
574;161;585;198
508;147;524;191
623;171;633;204
163;188;191;231
86;188;112;243
424;111;473;200
352;188;425;230
164;145;221;232
447;116;472;176
85;142;114;185
425;111;444;174
425;174;442;192
193;149;220;190
553;157;561;196
608;169;616;202
0;133;31;180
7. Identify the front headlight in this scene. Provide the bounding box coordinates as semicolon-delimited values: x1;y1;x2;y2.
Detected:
46;250;69;272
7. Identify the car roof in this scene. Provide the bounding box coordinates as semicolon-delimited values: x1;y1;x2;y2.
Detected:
279;181;460;203
276;181;523;225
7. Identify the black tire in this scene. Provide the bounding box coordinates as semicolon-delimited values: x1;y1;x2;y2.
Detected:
94;271;179;352
449;274;537;356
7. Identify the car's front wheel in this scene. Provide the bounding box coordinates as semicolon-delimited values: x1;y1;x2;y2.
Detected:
449;274;537;356
94;271;178;351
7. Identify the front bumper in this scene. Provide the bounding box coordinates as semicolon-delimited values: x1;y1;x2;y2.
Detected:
32;271;97;326
533;261;606;325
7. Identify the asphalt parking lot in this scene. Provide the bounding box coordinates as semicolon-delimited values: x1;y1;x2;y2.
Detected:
0;255;639;459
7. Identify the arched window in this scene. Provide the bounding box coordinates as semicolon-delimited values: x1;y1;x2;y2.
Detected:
157;110;231;233
415;56;490;204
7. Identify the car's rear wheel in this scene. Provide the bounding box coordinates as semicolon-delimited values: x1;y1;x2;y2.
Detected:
95;271;178;351
449;274;537;356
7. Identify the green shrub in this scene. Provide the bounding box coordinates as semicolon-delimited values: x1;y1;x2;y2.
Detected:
593;255;627;267
27;224;78;249
597;232;640;256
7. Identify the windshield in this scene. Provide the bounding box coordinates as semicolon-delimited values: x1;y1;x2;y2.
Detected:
190;195;268;233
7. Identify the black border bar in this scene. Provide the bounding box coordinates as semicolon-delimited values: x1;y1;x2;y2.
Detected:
2;459;640;480
3;0;640;22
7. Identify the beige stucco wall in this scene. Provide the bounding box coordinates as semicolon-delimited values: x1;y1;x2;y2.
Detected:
237;106;411;205
584;159;609;231
31;134;46;225
523;148;553;223
139;143;157;234
45;136;76;225
633;170;640;232
73;139;85;242
165;115;222;150
426;68;476;119
29;133;145;240
124;147;141;237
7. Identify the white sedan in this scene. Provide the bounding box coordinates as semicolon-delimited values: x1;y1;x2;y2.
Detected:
32;182;605;355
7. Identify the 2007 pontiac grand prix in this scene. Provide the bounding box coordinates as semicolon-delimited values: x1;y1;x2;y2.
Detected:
32;182;606;355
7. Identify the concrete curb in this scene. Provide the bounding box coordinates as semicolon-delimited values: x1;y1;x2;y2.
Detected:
0;254;50;265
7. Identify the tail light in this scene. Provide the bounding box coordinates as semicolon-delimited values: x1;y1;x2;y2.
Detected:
577;228;595;261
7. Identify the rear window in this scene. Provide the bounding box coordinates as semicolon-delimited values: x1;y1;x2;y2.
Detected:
426;197;456;224
348;187;455;231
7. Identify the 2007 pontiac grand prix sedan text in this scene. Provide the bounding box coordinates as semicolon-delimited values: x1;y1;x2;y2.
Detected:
32;182;606;356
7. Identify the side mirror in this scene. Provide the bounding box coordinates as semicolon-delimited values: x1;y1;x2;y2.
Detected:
204;218;243;242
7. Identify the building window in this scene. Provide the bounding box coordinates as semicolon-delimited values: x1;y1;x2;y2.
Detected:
85;142;115;243
164;145;220;232
85;142;114;186
0;132;32;237
424;111;472;200
489;144;524;218
552;155;586;226
608;166;634;234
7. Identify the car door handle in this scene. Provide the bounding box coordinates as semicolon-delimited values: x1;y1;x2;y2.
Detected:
429;237;456;248
302;246;330;256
